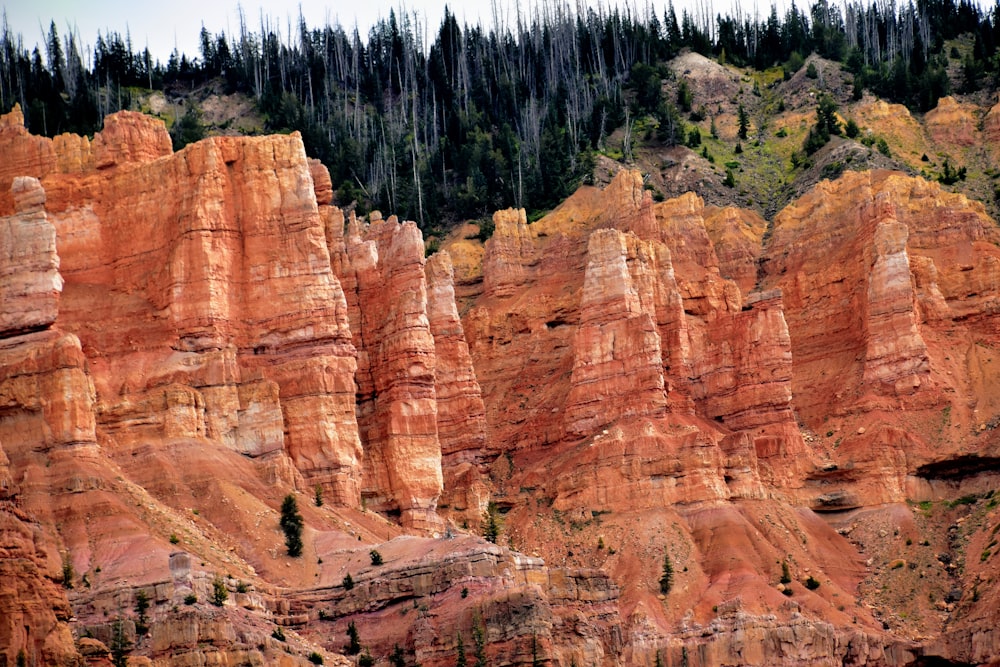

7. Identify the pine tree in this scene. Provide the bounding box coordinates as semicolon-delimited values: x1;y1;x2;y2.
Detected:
737;104;749;140
659;553;674;594
135;590;150;636
110;617;132;667
473;611;488;667
345;621;362;655
456;632;467;667
483;502;501;544
279;494;303;557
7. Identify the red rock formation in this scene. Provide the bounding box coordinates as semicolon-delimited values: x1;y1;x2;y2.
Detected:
703;205;767;295
924;96;979;147
332;213;443;531
426;251;489;518
7;102;1000;666
0;176;82;667
1;177;62;335
564;229;667;435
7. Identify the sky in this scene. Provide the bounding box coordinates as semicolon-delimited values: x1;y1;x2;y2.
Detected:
3;0;634;64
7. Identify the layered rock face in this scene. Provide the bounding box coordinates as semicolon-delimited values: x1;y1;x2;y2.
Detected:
468;170;807;499
330;212;444;530
5;102;1000;667
0;176;82;666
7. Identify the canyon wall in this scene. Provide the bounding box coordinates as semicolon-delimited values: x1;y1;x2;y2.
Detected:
3;104;1000;666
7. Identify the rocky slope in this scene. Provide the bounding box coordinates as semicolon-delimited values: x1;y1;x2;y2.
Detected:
2;103;1000;666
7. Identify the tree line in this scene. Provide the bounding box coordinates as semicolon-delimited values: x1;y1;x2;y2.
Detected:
2;0;999;225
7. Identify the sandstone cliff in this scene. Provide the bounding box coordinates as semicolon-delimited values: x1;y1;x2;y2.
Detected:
3;104;1000;666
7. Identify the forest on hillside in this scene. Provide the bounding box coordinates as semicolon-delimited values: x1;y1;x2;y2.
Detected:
2;0;999;226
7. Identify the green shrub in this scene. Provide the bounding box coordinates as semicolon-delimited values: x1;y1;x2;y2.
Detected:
271;626;286;641
369;549;383;566
62;555;74;589
211;575;228;606
805;576;821;590
308;652;324;664
184;593;197;605
342;573;354;590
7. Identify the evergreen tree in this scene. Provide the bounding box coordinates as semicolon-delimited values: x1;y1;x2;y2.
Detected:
659;553;674;594
483;501;502;544
737;104;749;140
110;617;132;667
389;644;406;667
279;494;303;557
473;611;488;667
135;590;150;636
456;632;467;667
345;621;362;655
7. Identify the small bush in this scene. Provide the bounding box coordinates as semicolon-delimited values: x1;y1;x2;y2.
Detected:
782;587;794;596
308;652;324;665
212;575;228;606
804;576;821;590
271;626;286;641
184;593;197;605
342;573;354;590
475;218;495;242
359;653;375;667
314;485;324;507
806;62;818;79
169;534;179;545
236;581;249;593
686;127;702;148
369;549;383;566
780;560;792;585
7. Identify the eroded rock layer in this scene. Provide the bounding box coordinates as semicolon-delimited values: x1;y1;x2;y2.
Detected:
3;104;1000;667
